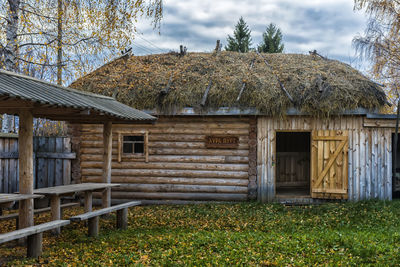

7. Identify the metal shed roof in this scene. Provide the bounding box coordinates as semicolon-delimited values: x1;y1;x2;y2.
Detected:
0;69;155;123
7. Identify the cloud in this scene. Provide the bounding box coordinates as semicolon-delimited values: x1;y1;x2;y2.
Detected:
132;0;368;65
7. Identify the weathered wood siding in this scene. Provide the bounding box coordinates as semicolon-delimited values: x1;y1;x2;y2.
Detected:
257;116;392;202
0;136;73;193
276;152;309;187
0;136;19;193
80;117;253;202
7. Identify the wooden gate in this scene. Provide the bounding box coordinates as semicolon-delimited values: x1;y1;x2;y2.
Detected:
311;130;348;199
0;135;75;193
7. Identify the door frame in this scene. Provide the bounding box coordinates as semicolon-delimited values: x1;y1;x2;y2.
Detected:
274;130;312;197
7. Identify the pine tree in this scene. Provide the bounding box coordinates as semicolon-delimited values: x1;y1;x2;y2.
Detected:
225;17;252;53
258;23;284;53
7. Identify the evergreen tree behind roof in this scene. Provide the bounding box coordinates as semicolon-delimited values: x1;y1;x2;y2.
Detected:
258;23;284;53
225;17;252;53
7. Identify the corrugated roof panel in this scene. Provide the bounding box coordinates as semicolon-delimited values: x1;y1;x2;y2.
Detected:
0;70;155;121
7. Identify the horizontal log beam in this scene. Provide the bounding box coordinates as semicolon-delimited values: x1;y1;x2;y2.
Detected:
81;134;250;143
363;118;396;128
80;140;249;150
0;152;76;159
36;152;76;159
93;191;248;201
0;152;19;159
148;148;249;156
80;154;249;164
81;118;250;129
81;161;249;172
81;168;249;179
112;184;248;193
83;176;249;186
80;147;249;157
81;128;249;135
312;188;347;194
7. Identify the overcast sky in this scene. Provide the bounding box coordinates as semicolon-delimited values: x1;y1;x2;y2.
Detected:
133;0;369;69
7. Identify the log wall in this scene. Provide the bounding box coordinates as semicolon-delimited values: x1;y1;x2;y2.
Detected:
79;117;253;202
257;116;392;202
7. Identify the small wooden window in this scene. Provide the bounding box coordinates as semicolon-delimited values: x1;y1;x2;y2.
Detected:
117;131;149;163
123;135;144;154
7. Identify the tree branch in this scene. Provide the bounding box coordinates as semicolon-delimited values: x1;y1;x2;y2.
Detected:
18;39;57;48
61;37;96;46
17;32;56;37
18;6;58;21
17;57;67;67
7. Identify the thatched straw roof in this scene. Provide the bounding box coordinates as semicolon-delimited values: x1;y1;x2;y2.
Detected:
71;51;387;117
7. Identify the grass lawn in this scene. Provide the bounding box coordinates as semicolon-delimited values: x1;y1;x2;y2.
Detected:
1;201;400;266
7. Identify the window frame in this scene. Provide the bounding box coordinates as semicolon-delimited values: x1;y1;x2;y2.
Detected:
122;135;145;155
117;131;149;163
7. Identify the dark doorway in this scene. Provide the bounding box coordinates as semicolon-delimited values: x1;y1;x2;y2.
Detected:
276;132;310;196
392;133;400;199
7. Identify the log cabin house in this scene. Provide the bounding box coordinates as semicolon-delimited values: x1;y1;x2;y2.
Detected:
70;51;398;203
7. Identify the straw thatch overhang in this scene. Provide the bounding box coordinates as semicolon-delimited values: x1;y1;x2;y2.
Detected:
71;51;388;117
0;69;156;124
140;107;382;117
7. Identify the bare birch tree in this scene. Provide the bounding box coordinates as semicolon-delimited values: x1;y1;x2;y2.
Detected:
353;0;400;191
0;0;163;133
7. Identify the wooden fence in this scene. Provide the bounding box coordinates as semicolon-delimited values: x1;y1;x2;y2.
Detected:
0;135;75;193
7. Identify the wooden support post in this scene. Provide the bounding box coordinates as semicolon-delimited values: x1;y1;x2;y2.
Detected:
18;110;34;230
180;45;187;56
214;40;221;53
102;122;112;208
88;216;99;237
84;191;93;212
236;59;255;102
201;80;212;107
116;208;128;230
117;133;122;163
145;131;149;163
50;195;61;234
27;232;42;258
160;73;173;95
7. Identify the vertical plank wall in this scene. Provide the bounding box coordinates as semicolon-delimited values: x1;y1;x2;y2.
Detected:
80;117;252;203
276;152;309;187
0;136;19;193
257;116;392;202
34;137;72;188
0;136;73;193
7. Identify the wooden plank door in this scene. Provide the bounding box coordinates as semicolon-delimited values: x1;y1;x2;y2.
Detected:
311;130;348;199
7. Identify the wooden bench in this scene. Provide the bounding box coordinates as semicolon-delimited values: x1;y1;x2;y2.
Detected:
34;183;120;235
0;202;79;223
0;220;70;258
69;201;141;237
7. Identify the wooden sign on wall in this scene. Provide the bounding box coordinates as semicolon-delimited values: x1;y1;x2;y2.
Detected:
206;136;239;149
